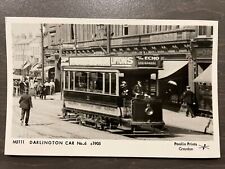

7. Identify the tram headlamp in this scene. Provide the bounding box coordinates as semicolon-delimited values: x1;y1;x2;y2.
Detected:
145;104;153;116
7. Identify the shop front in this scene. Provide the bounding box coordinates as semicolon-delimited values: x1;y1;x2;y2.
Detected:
194;64;212;117
158;61;188;110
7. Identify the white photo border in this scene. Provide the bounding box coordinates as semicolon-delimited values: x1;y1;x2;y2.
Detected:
4;17;220;158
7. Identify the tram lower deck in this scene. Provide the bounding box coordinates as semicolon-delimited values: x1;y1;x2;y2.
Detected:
62;66;165;132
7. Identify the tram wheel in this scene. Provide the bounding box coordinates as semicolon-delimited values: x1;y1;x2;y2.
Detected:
101;124;106;130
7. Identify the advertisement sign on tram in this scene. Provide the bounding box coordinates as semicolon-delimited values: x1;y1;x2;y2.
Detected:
69;55;163;68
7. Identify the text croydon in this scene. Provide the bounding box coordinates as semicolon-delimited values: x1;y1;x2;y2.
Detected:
29;140;63;145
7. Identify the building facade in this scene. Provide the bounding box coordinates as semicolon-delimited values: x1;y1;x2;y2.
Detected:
13;34;42;77
43;24;213;113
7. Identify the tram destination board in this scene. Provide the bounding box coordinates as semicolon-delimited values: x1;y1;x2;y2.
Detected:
4;17;220;158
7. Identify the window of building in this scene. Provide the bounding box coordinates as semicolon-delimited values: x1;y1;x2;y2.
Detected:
143;25;146;34
146;25;150;33
91;24;95;35
164;25;167;31
124;26;128;35
211;26;213;35
158;25;162;32
176;25;180;29
71;25;74;40
198;26;207;36
177;31;182;40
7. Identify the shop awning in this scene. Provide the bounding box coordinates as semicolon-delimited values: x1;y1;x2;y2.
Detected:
30;63;41;72
22;61;31;70
13;74;23;80
13;61;24;70
158;61;188;79
194;64;212;83
61;57;69;66
44;65;55;72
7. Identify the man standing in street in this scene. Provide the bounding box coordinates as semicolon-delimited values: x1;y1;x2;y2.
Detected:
19;89;33;126
49;79;55;95
181;86;197;118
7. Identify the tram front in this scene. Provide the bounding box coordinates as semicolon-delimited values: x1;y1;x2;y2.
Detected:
116;55;165;131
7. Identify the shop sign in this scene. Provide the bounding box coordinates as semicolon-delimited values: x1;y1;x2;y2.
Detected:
194;48;212;59
136;55;162;68
111;56;134;67
62;44;75;49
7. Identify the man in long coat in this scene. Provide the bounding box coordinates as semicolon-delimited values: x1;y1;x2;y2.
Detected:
19;89;33;126
181;86;197;118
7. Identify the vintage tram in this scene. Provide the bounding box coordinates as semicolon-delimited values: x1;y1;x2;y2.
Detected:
62;55;165;133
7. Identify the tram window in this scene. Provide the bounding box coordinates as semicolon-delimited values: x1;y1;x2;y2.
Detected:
111;73;116;95
70;71;74;90
89;72;103;93
65;71;69;89
89;72;97;92
105;73;110;94
75;72;87;91
150;80;157;96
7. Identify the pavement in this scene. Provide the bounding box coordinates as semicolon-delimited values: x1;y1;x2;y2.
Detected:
163;109;213;134
46;92;213;134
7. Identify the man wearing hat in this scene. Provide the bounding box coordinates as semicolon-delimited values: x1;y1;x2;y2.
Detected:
181;86;197;118
132;80;144;98
19;89;33;126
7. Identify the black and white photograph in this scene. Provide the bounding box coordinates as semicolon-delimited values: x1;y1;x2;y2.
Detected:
4;17;220;158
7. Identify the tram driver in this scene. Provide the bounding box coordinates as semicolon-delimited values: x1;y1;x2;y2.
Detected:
132;80;144;99
120;81;129;97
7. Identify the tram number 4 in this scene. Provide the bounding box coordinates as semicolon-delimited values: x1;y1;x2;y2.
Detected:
90;141;101;146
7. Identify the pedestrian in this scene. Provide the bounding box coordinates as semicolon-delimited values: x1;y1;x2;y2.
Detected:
49;79;55;95
39;83;46;99
42;84;47;100
132;80;144;98
33;79;38;99
19;89;33;126
29;77;35;96
181;86;197;118
19;79;25;95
